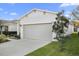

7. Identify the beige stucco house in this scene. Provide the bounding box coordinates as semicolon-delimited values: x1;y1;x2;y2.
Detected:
17;9;57;42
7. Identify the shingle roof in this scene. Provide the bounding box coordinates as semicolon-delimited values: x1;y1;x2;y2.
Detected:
0;20;17;24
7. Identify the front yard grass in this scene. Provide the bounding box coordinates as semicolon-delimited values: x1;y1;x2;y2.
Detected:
26;32;79;56
26;42;68;56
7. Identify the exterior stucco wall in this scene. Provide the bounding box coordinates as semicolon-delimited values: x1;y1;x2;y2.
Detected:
20;10;57;25
65;24;74;35
3;23;17;32
8;24;17;31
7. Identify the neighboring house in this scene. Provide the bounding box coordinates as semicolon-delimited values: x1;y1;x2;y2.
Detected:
65;22;74;35
17;9;57;42
72;20;79;32
0;20;17;35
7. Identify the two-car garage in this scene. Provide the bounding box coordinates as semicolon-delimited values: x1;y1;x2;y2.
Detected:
18;9;57;43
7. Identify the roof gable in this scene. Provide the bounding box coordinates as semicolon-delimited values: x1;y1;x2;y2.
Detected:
19;8;58;25
19;8;57;20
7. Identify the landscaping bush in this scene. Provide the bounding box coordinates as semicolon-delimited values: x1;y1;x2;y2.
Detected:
64;33;79;55
0;34;9;43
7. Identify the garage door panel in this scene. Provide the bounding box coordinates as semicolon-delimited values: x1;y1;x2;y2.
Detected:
23;23;52;41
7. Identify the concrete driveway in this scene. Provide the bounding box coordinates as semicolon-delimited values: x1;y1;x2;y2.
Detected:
0;39;51;56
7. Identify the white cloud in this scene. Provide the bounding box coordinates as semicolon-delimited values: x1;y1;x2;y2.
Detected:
10;12;17;16
60;3;79;7
65;14;70;17
4;11;8;14
64;11;72;18
0;8;3;11
60;3;70;7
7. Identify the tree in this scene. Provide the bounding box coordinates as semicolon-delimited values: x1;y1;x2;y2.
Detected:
71;6;79;20
52;10;69;51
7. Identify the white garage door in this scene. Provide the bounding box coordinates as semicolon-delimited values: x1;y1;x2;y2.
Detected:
23;23;52;42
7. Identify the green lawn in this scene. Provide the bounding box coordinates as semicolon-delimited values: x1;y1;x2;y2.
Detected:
26;33;79;56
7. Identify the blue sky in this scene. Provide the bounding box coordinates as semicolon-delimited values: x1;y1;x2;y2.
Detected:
0;3;77;20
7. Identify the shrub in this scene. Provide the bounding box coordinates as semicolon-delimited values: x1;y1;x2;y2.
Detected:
0;34;9;43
